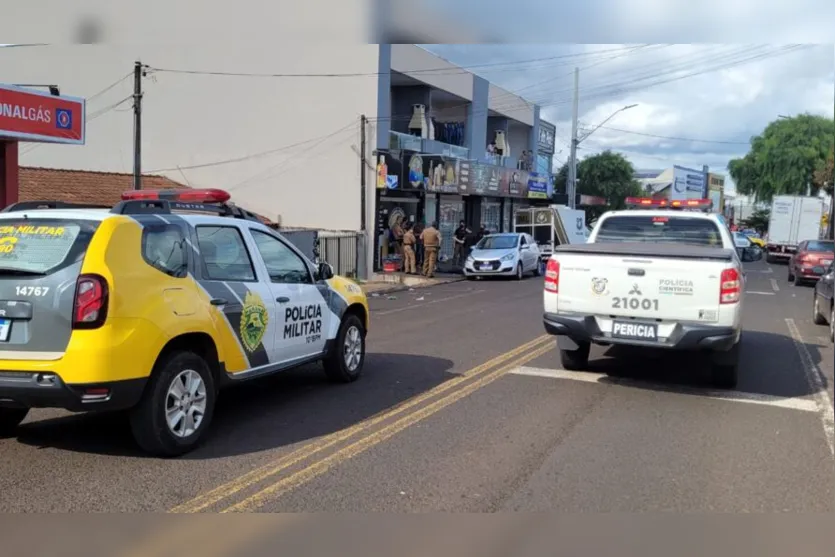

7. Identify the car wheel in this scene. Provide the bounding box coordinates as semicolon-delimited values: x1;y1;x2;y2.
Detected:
787;267;795;282
710;343;739;390
533;261;542;277
323;313;365;383
0;408;29;437
130;350;216;457
813;295;827;325
559;341;590;371
515;263;524;280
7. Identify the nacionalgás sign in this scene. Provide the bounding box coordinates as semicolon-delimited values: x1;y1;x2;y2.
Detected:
0;84;85;144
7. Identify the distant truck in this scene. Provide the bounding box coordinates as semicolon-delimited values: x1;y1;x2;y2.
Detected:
766;195;825;263
513;205;588;262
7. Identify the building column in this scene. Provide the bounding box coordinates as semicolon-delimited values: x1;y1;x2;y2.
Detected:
530;105;541;166
375;44;392;151
0;141;20;208
467;75;488;161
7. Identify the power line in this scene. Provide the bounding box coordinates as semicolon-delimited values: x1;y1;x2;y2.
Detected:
148;120;357;173
145;46;645;79
577;124;751;146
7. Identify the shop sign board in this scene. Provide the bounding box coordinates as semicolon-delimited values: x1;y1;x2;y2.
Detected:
537;121;556;154
424;155;460;194
671;165;706;201
0;84;85;144
527;172;549;199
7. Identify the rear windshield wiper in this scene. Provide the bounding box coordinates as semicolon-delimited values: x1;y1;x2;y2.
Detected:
0;267;48;276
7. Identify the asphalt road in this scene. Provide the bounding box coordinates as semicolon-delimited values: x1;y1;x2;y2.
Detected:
0;258;833;515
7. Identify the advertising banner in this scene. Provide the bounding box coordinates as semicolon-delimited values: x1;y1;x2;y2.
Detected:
527;172;549;199
537;121;556;154
424;155;460;194
671;165;706;201
501;167;529;197
0;84;85;144
375;153;402;190
404;153;425;189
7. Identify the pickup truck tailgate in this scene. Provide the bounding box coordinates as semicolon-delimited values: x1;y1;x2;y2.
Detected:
553;249;730;323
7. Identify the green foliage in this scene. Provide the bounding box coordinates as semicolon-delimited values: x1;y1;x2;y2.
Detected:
552;151;641;220
742;208;771;234
728;114;834;201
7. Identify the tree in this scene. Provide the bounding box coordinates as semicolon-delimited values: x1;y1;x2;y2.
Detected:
813;150;834;195
553;150;642;220
728;113;834;201
741;208;771;234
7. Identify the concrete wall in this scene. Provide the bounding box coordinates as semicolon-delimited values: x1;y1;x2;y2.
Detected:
391;45;474;102
4;44;379;232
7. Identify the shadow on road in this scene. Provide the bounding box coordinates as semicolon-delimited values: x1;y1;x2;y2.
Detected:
13;352;455;459
587;329;827;399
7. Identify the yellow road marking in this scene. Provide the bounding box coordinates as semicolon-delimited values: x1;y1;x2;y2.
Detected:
221;341;555;512
170;334;552;513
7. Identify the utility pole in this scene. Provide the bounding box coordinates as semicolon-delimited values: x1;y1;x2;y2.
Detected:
360;114;367;231
567;67;580;209
132;61;143;190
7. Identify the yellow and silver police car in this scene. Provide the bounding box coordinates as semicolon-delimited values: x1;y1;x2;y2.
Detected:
0;189;369;456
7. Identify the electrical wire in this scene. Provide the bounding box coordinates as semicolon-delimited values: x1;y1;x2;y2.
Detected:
148;120;358;173
576;124;751;146
145;45;646;79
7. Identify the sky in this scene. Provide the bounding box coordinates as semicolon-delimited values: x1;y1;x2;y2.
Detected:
423;44;835;196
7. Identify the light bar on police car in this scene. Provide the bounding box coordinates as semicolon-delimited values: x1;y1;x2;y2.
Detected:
121;188;232;204
625;197;712;210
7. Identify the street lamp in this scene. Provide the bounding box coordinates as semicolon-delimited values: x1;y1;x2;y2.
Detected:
568;103;638;209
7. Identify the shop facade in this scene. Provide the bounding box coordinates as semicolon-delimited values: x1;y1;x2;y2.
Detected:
372;146;554;270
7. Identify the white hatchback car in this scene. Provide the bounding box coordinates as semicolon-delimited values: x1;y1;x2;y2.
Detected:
464;233;541;280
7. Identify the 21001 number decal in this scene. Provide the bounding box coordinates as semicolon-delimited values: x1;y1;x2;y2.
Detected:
611;297;659;311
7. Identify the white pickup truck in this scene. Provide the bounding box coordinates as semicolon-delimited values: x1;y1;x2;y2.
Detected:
542;197;763;388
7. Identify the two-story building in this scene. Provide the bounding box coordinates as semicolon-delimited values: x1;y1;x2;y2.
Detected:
2;44;556;278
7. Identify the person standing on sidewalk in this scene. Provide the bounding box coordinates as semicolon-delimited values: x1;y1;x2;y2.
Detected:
420;221;441;278
453;221;469;267
402;223;417;275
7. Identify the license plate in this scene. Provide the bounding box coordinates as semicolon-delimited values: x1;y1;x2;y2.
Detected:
813;266;825;275
479;264;491;270
822;259;832;266
611;321;658;341
0;319;10;342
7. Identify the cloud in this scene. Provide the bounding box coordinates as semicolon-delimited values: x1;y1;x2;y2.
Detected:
425;43;834;195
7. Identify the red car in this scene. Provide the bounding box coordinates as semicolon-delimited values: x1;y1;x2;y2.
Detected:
788;239;835;286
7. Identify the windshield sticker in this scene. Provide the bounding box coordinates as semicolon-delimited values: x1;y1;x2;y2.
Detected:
0;225;67;237
0;236;19;254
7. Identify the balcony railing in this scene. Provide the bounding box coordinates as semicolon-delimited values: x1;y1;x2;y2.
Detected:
389;131;469;159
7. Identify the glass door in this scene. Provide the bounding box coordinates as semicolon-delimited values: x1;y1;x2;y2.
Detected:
439;197;465;262
481;198;501;234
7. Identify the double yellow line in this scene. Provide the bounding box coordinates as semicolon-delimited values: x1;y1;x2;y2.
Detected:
170;334;554;513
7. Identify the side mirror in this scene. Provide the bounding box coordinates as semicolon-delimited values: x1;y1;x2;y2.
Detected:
317;262;334;280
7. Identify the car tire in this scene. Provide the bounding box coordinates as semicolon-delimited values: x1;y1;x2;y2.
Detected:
0;408;28;437
533;261;542;277
787;267;795;282
515;263;524;281
323;314;365;383
710;343;739;390
559;341;590;371
130;350;216;457
813;295;827;325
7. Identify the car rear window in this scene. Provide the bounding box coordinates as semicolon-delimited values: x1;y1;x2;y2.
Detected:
595;215;724;247
0;219;99;275
805;241;834;253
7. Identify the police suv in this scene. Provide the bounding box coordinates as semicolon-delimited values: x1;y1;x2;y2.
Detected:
543;197;763;389
0;189;369;456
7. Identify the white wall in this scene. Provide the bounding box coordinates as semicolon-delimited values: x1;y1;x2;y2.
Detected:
487;83;534;126
3;44;379;232
391;45;473;102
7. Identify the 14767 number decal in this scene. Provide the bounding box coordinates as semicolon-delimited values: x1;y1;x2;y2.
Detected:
612;297;659;311
15;286;50;297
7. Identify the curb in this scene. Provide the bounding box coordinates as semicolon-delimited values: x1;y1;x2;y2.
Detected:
363;276;467;296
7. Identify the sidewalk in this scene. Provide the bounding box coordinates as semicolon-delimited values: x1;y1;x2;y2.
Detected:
359;272;464;296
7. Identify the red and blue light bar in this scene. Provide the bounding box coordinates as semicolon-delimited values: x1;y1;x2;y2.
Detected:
625;197;713;210
121;188;232;204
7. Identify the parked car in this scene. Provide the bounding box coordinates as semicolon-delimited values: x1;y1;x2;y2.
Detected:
0;188;370;456
788;239;835;286
812;262;834;343
464;233;541;280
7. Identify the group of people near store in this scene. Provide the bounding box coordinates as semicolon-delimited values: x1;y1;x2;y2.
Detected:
381;217;490;278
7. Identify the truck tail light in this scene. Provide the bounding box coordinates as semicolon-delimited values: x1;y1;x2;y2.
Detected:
544;258;560;293
73;274;109;329
720;267;741;304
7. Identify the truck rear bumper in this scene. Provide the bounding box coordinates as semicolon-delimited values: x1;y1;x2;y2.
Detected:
543;312;738;352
